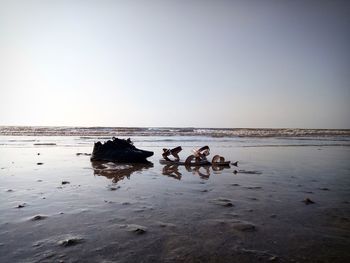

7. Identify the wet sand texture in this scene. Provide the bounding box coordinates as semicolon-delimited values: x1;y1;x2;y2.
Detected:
0;136;350;262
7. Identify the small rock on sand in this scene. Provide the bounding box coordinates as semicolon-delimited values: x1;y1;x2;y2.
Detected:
156;221;176;228
31;215;47;221
16;203;26;208
126;224;147;234
302;198;315;205
108;186;121;191
76;153;91;156
211;198;234;207
61;181;70;185
37;162;44;165
319;187;330;191
58;236;84;247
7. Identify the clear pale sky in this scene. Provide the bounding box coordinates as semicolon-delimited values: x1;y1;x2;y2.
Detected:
0;0;349;128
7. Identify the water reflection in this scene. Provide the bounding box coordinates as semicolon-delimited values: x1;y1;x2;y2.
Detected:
162;164;182;180
212;163;231;172
161;164;231;180
186;165;211;179
91;161;153;183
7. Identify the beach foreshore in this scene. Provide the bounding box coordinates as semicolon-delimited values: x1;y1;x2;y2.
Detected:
0;136;349;262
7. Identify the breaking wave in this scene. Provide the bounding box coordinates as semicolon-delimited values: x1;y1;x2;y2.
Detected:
0;126;349;139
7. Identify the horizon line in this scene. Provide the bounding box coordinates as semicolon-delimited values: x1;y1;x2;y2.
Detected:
0;125;349;130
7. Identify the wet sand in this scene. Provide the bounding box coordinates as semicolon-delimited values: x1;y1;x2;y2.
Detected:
0;138;350;262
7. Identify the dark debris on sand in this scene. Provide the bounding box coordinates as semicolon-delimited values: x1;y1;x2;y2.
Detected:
58;237;85;247
211;198;234;207
16;203;26;208
76;152;91;156
108;185;121;191
319;187;330;191
302;198;315;205
30;215;48;221
125;224;148;234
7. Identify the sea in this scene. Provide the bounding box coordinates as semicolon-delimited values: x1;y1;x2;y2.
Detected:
1;126;350;148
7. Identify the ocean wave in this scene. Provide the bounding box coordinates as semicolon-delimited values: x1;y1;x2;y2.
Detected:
0;126;349;138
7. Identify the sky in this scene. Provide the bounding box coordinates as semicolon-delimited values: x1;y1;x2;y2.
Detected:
0;0;349;128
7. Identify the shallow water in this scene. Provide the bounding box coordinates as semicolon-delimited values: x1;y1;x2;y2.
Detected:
0;136;350;262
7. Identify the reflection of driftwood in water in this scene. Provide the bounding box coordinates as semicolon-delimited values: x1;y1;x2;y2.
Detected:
185;165;211;179
212;163;231;172
161;163;232;180
162;164;182;180
91;161;153;183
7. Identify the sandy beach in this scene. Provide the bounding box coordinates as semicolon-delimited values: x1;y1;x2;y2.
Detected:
0;134;350;262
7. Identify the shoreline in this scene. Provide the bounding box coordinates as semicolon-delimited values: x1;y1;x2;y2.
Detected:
1;126;350;138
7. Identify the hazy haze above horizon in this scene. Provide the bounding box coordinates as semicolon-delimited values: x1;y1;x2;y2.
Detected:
1;0;349;129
